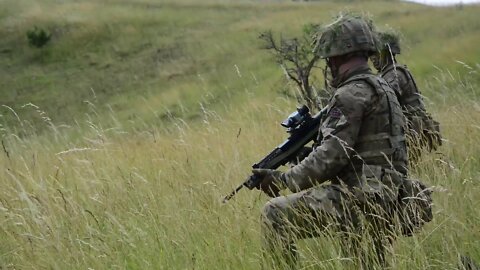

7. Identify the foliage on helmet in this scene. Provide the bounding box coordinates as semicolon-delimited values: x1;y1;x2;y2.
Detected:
314;13;378;59
377;30;401;54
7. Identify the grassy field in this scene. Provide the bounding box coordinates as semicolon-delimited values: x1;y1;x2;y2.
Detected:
0;0;479;269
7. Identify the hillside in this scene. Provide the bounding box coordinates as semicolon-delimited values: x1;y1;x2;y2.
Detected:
0;0;479;269
1;0;479;132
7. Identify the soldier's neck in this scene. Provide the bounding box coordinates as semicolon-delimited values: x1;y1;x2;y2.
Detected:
338;56;369;77
331;57;371;87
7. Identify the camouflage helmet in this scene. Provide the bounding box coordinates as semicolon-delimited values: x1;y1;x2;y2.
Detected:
315;15;377;59
377;30;401;54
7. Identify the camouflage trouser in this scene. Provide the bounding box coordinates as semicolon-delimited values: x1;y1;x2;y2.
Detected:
261;184;397;269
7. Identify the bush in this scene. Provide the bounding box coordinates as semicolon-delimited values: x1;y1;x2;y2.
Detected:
26;26;51;48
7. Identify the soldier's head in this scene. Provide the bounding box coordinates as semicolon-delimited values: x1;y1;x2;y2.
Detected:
371;30;401;71
315;14;377;83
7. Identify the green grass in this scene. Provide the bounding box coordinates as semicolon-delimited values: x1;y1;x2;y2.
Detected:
1;0;479;130
0;0;479;269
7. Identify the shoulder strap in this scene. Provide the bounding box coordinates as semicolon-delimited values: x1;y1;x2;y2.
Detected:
380;64;396;77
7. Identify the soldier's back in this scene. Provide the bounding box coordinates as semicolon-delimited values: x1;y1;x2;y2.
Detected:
380;63;442;154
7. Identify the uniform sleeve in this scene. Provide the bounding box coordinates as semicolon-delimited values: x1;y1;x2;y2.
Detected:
396;68;427;111
395;68;415;98
383;69;402;96
398;70;411;92
283;82;375;192
384;67;423;109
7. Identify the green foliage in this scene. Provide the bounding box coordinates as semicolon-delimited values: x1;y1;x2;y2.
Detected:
302;22;320;37
0;74;479;269
26;26;51;48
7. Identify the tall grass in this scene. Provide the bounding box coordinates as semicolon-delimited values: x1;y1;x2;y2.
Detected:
1;65;479;269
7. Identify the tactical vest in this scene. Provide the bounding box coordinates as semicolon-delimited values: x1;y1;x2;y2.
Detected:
339;74;408;175
380;64;424;114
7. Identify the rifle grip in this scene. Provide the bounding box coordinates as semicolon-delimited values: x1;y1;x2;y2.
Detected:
244;174;261;190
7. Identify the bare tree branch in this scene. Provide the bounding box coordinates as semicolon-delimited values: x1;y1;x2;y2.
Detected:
258;28;324;110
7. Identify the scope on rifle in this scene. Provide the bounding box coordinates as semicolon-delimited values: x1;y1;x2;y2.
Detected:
281;105;311;131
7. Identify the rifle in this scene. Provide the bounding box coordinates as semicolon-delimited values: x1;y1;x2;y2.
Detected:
222;105;326;203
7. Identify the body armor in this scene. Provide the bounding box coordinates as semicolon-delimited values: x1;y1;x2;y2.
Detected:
332;74;408;196
343;74;407;170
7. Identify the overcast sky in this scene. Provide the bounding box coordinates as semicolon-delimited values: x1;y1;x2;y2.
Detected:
405;0;480;5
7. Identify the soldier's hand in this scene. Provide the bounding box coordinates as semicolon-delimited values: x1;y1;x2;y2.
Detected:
251;169;286;198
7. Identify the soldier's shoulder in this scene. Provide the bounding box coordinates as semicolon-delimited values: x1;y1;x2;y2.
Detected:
384;64;411;80
335;75;377;104
338;74;378;92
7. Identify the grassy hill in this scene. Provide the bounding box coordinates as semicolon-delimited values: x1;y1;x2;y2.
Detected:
1;0;479;132
0;0;479;269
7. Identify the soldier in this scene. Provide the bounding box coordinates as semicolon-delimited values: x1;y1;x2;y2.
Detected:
370;31;441;160
252;15;414;268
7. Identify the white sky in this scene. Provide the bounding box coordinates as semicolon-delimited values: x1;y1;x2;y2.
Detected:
405;0;480;5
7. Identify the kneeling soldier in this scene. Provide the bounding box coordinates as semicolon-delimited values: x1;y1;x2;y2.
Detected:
253;15;413;268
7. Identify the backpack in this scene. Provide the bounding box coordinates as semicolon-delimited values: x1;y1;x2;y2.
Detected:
398;178;433;236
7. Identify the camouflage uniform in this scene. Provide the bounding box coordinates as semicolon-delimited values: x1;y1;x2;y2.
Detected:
372;32;441;158
258;16;409;268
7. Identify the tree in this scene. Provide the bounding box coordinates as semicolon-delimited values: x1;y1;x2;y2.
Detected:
259;24;329;111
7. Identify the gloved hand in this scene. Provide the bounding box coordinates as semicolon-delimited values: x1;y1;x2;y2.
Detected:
251;169;287;198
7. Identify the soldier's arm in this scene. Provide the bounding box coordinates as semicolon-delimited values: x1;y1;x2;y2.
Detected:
399;68;427;109
282;82;375;192
396;68;412;93
383;69;402;96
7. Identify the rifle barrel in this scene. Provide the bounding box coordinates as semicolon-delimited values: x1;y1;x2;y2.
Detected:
222;183;245;203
